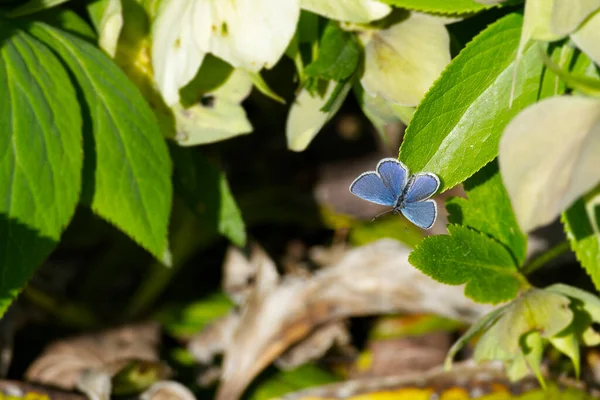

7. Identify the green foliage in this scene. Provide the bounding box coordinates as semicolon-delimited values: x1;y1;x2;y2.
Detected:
245;364;338;400
399;13;554;191
378;0;489;14
409;225;524;304
563;187;600;292
171;146;246;247
0;23;82;315
157;292;235;339
304;21;359;81
447;160;527;265
29;22;172;261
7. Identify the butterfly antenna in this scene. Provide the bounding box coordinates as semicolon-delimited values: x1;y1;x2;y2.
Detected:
371;209;396;222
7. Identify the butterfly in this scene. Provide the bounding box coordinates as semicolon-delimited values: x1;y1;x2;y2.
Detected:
349;158;441;229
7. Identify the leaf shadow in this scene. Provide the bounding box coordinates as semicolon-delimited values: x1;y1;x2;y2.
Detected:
0;213;58;314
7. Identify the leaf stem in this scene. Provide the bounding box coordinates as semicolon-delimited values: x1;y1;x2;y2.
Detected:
521;241;571;275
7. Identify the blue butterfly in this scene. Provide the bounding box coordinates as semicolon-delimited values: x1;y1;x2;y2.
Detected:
349;158;440;229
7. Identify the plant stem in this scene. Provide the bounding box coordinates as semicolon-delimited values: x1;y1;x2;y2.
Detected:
521;241;571;276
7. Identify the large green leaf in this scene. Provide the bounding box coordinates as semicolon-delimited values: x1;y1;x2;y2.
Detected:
563;187;600;291
399;13;553;191
29;23;172;260
408;224;524;304
446;160;527;266
0;26;82;314
378;0;488;14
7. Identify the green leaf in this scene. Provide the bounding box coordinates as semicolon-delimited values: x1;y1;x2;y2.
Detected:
248;71;286;104
5;0;69;18
408;224;524;304
378;0;488;14
171;145;246;246
0;27;82;314
305;21;360;81
246;364;338;400
399;13;554;191
562;187;600;291
156;292;234;339
446;160;527;266
29;23;172;260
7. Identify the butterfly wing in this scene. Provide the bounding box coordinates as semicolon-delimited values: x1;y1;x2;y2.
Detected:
404;173;440;203
350;172;396;206
377;158;408;199
400;199;437;229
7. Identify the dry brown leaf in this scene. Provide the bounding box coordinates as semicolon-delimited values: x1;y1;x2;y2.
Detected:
25;322;160;390
187;239;493;400
141;381;197;400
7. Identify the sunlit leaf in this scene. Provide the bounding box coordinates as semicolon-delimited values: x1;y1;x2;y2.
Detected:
378;0;488;14
300;0;391;23
399;13;558;192
473;289;573;381
286;79;351;151
360;12;450;107
152;0;300;105
562;187;600;291
0;25;82;315
572;9;600;66
541;50;600;96
31;23;172;260
499;96;600;233
87;0;123;57
446;161;527;266
408;224;524;304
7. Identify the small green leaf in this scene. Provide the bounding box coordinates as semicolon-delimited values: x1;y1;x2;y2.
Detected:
562;188;600;292
29;23;172;260
446;160;527;266
246;364;338;400
171;145;246;246
408;224;524;304
378;0;488;14
156;292;235;339
399;13;554;191
499;96;600;233
305;21;360;81
0;26;82;315
247;71;286;104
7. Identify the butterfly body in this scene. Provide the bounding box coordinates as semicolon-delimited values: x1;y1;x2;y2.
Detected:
349;158;440;229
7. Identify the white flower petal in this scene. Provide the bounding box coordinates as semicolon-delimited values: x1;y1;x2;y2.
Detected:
208;0;300;71
152;0;211;105
301;0;391;23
